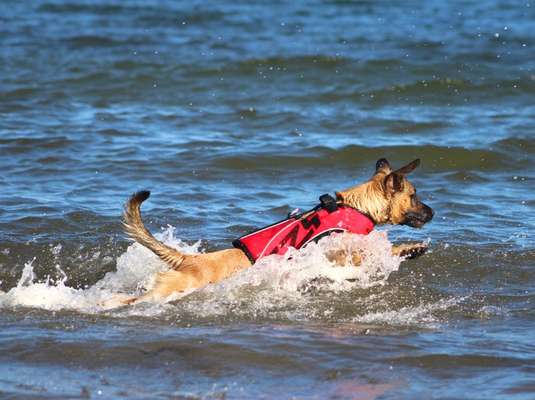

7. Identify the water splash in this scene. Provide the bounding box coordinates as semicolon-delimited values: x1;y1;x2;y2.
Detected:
207;230;401;294
1;258;95;311
165;230;404;321
353;297;465;326
0;229;202;313
0;227;453;325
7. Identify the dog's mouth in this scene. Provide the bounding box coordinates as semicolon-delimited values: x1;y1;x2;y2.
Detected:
402;202;434;228
402;212;432;228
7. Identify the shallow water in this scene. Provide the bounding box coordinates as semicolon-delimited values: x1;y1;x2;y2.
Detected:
1;0;534;398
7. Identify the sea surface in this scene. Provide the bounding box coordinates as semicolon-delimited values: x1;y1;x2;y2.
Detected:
1;0;534;398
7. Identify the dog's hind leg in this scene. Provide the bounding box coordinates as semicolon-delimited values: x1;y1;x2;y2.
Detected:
99;293;138;309
124;269;199;305
100;270;189;308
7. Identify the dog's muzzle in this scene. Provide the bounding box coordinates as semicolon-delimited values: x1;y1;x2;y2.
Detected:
402;203;434;228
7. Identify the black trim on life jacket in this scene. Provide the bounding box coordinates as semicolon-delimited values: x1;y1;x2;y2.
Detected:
232;236;256;264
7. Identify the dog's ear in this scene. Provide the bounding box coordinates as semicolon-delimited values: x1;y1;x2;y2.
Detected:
393;159;420;175
384;172;404;195
375;158;392;174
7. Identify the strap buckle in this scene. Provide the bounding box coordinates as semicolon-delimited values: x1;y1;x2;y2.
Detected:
319;193;338;213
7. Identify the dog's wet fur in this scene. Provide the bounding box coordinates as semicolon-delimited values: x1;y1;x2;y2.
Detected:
114;158;433;306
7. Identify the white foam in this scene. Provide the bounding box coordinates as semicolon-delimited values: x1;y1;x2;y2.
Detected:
139;230;406;320
205;230;400;294
0;226;450;325
353;297;464;327
0;229;201;313
1;258;97;311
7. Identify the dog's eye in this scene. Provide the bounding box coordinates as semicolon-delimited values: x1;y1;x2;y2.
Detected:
411;194;417;206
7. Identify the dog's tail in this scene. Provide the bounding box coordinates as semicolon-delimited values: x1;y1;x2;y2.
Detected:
122;191;185;269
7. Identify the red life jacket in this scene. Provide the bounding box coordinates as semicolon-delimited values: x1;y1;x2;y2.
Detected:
233;194;375;263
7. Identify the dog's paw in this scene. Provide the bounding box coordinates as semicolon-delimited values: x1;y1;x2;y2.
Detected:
325;249;363;267
393;242;429;260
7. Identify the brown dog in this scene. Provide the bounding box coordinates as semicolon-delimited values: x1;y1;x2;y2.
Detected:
118;158;433;305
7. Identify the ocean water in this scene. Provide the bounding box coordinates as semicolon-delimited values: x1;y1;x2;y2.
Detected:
1;0;534;398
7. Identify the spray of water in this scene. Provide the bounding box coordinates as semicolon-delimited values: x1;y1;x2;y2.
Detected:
0;227;452;325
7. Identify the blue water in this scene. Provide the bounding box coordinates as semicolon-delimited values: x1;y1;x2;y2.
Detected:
0;0;534;398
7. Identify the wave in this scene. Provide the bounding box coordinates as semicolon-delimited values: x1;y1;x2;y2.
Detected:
211;143;513;172
65;35;123;48
298;77;535;106
38;3;125;14
392;353;528;368
236;55;350;69
38;2;226;23
495;137;535;154
0;87;39;100
0;136;75;150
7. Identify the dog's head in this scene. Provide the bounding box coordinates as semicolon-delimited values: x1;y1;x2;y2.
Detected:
336;158;434;228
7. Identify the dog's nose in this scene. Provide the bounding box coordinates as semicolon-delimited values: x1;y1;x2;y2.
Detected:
426;205;434;221
420;202;434;222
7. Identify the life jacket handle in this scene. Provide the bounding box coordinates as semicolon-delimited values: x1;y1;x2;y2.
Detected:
319;193;338;213
289;193;337;221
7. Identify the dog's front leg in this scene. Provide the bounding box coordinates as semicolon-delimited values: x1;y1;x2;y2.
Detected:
326;242;428;268
326;249;362;266
391;242;428;259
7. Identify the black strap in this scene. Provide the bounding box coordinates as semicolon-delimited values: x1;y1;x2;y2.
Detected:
319;193;338;212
